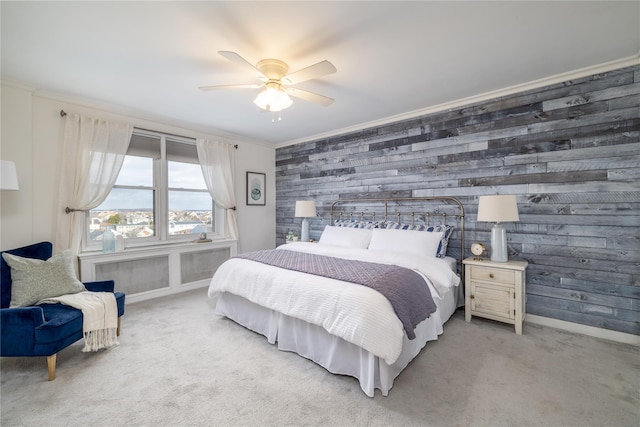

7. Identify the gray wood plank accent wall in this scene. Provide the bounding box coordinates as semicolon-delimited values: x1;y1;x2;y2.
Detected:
275;65;640;336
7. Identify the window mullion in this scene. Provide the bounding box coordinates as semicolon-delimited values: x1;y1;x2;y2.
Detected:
157;136;168;241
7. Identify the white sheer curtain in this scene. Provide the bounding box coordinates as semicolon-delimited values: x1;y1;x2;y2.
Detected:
55;114;133;254
196;139;239;241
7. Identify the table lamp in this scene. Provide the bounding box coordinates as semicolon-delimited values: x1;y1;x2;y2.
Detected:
477;195;519;262
0;160;19;190
295;200;316;242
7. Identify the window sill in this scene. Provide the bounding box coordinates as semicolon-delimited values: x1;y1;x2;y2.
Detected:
78;238;237;260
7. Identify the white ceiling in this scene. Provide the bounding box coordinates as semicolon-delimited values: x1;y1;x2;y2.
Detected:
2;1;639;147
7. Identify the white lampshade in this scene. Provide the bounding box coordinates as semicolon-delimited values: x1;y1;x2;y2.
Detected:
477;195;519;263
477;195;519;223
0;160;19;191
295;200;317;218
253;84;293;112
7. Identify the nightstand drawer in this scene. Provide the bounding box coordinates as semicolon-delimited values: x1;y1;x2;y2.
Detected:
470;266;515;284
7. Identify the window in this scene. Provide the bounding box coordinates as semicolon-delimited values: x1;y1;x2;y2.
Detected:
86;130;222;250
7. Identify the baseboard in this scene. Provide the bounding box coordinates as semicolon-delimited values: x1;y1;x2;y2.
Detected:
526;314;639;346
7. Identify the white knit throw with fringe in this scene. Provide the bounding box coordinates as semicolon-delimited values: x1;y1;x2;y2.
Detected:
39;291;118;352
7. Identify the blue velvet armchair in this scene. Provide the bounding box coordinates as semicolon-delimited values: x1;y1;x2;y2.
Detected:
1;242;125;380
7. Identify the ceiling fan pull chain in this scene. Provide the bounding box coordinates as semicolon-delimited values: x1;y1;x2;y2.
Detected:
271;111;283;123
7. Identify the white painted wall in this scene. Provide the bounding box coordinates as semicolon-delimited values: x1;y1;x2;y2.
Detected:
235;144;276;253
1;83;34;249
0;81;276;253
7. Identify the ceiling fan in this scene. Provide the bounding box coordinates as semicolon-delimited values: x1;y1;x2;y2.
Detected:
199;51;337;112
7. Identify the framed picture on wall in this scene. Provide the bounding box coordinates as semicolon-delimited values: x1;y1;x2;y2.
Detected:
246;172;266;206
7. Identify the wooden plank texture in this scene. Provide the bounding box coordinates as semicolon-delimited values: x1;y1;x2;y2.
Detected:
276;64;640;336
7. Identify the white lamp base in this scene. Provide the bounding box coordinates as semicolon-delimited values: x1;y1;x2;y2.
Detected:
301;218;310;243
490;222;508;262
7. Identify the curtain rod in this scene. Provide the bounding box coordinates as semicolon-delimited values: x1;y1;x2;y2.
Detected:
59;110;238;149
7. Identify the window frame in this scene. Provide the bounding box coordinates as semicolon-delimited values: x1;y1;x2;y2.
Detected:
83;129;224;252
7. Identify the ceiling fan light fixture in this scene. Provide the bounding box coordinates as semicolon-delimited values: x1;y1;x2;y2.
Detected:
253;84;293;112
206;51;336;112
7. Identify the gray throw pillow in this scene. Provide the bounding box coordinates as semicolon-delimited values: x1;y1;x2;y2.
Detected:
3;250;86;307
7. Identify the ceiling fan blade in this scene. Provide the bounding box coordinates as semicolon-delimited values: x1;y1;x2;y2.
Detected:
218;51;266;80
285;87;334;107
283;60;337;85
199;84;262;91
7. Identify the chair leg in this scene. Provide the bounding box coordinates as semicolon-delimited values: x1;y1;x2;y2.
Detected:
44;318;121;381
47;354;56;381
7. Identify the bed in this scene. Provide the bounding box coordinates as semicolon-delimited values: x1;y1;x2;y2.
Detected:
208;197;465;397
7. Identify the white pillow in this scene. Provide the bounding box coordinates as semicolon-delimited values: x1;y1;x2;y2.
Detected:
318;225;373;249
368;228;444;257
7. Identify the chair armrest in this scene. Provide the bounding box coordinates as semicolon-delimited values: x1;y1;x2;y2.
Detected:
1;306;45;357
1;306;45;328
83;280;115;293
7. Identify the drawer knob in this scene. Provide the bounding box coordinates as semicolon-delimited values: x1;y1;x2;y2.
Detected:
470;294;475;299
489;273;494;278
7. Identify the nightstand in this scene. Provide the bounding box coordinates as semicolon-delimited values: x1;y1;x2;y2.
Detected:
463;257;528;335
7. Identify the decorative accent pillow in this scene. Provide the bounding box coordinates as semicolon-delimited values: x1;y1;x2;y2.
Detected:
384;222;454;258
318;225;373;249
333;219;385;229
368;228;444;257
2;250;86;308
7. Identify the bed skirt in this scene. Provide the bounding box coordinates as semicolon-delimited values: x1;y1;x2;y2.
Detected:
215;287;458;397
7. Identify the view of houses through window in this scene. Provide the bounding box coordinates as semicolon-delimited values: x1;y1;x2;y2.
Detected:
87;131;216;249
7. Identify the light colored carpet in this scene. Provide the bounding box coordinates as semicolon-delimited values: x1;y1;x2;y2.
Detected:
1;288;638;427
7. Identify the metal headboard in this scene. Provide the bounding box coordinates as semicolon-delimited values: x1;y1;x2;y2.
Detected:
330;196;465;282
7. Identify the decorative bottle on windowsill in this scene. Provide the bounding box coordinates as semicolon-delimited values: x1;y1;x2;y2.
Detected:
115;233;125;251
102;225;116;253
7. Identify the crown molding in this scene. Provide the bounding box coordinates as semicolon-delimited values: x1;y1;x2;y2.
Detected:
1;79;37;92
276;52;640;149
15;86;272;149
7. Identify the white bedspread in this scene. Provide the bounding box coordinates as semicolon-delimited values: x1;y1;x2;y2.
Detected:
208;242;460;365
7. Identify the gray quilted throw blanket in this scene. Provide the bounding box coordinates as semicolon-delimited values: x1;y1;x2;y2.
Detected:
235;249;437;339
